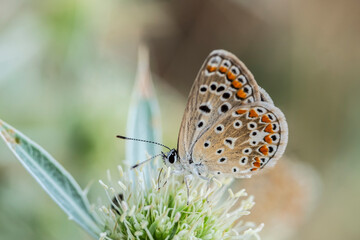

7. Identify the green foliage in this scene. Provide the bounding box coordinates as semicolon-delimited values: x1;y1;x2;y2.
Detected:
125;46;162;186
0;120;102;239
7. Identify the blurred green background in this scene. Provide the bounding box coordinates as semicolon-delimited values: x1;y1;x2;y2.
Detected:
0;0;359;239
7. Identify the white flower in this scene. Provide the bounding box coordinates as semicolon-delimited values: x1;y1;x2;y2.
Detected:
98;165;262;240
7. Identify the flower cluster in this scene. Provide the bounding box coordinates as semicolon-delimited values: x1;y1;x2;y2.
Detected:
97;166;262;240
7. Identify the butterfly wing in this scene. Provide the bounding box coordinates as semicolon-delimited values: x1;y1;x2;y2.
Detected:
177;50;262;164
192;101;288;177
259;87;274;105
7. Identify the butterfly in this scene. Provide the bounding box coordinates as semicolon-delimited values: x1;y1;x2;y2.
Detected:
119;50;288;180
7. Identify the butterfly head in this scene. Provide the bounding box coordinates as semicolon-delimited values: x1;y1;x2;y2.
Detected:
163;149;183;171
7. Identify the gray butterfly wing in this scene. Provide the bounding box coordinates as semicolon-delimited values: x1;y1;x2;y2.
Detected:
259;87;274;105
192;101;288;177
177;49;261;165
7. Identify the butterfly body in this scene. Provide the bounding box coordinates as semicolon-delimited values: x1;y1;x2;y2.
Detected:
164;50;288;179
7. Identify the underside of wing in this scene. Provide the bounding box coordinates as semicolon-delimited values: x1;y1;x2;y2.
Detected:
191;101;288;178
259;87;274;105
177;50;262;163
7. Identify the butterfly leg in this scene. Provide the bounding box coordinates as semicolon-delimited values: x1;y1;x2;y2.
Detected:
159;167;177;189
157;167;164;190
193;165;210;181
160;168;186;190
171;169;185;175
205;176;215;203
158;167;177;190
184;174;193;205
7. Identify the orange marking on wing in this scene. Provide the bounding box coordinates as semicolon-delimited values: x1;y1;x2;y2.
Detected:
250;168;258;171
249;109;259;118
236;109;247;115
264;135;273;144
253;161;261;168
207;65;217;72
259;145;269;155
231;79;242;88
253;157;261;167
264;124;274;133
227;71;237;81
261;115;271;123
236;89;247;99
219;66;228;73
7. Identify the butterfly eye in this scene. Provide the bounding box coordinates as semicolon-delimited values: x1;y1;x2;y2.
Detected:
168;152;177;164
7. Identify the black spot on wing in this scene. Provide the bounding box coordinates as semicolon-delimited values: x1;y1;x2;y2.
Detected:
199;105;211;113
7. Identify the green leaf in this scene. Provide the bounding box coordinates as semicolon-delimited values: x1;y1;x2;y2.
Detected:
0;119;102;239
126;46;162;185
